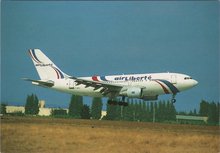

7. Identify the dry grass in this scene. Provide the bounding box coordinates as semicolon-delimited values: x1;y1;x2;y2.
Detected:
1;116;219;153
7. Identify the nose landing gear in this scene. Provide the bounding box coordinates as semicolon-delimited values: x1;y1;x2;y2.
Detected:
171;94;176;103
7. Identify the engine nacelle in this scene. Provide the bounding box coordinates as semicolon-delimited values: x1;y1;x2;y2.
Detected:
126;87;142;98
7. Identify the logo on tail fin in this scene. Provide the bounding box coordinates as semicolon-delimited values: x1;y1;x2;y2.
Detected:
29;49;66;79
29;49;42;63
51;66;64;79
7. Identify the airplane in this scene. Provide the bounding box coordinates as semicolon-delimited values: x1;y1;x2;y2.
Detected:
24;49;198;106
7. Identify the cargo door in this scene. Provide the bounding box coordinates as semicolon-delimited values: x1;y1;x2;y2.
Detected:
69;79;75;89
171;75;177;84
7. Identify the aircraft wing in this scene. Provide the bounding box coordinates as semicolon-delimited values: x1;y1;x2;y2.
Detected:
69;76;123;96
22;78;54;87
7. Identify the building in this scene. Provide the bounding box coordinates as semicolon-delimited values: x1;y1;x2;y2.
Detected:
6;106;25;114
5;100;52;116
6;105;53;116
101;111;107;119
38;100;45;108
176;115;208;124
38;108;52;116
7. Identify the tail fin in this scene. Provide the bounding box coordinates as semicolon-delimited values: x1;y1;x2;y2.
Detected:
28;49;69;80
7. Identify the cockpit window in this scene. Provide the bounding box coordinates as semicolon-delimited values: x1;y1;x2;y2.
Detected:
184;77;192;80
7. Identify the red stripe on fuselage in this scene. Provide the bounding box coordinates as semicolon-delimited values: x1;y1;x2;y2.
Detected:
92;76;99;81
154;80;170;94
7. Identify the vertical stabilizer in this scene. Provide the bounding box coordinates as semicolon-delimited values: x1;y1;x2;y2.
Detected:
28;49;69;80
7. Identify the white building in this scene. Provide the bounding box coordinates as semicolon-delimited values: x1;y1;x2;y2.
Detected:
38;108;52;116
6;105;53;116
6;106;25;113
176;115;208;124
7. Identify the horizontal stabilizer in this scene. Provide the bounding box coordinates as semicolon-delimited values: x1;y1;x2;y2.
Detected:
22;78;54;87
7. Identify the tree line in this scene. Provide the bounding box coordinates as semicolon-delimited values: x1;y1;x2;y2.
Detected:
104;99;176;122
176;100;219;125
51;95;103;120
1;94;219;125
50;95;177;122
199;100;219;124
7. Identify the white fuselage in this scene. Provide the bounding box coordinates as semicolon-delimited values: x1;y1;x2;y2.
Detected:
27;49;198;101
49;72;198;99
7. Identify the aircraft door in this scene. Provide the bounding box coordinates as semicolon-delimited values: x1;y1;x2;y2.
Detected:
69;79;75;89
127;81;132;86
171;75;177;84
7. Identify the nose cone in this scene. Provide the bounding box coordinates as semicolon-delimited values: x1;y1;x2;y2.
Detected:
192;79;198;87
177;79;198;91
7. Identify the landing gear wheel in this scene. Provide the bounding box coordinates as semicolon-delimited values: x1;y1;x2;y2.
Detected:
171;94;176;103
108;97;129;106
118;101;124;106
171;98;176;103
107;100;118;105
123;102;128;107
119;96;129;106
118;101;129;106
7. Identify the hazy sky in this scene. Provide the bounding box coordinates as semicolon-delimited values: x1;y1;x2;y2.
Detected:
1;1;219;111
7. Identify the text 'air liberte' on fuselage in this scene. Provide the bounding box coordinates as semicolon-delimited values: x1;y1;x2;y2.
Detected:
23;49;198;106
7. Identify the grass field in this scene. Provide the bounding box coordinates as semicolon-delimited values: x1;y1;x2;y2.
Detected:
1;116;219;153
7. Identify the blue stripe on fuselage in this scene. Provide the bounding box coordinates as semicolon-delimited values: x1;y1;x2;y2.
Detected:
100;76;108;81
157;79;179;94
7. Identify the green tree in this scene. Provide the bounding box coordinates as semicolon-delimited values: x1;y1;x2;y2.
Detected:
149;102;154;122
165;101;176;121
217;102;220;124
170;101;176;121
133;100;138;121
51;108;67;117
199;100;219;125
0;103;7;114
130;100;135;121
193;109;197;116
80;104;91;119
146;102;151;122
199;100;209;116
91;97;103;119
25;94;39;115
156;100;168;122
25;95;31;114
33;94;39;114
105;98;118;120
189;110;193;115
208;102;218;124
154;102;159;122
68;95;83;118
105;104;115;120
135;100;142;121
161;101;167;121
123;98;134;121
140;101;147;122
116;105;123;120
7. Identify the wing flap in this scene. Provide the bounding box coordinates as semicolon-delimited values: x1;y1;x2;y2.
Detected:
71;77;123;96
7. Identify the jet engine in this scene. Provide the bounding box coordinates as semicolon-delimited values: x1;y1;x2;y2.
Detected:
126;87;142;98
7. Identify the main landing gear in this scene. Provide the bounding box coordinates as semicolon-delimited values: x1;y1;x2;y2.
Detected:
107;96;128;106
171;94;176;103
